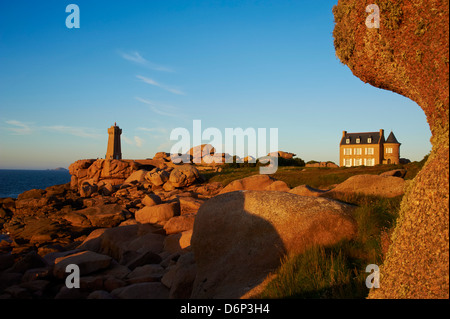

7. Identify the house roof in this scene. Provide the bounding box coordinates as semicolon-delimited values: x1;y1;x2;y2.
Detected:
340;131;383;146
385;131;400;144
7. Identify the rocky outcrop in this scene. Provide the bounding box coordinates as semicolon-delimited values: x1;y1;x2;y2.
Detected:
306;162;339;168
0;159;221;299
219;175;290;194
190;191;357;298
289;185;327;197
69;159;139;190
169;165;202;188
268;151;296;160
333;0;449;298
135;202;180;226
327;174;405;198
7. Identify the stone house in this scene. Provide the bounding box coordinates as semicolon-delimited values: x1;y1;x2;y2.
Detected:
340;129;401;167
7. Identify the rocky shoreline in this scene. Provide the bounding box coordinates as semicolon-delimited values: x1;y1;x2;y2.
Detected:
0;157;407;299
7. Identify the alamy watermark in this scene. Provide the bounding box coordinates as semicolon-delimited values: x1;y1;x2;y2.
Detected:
365;264;380;289
366;4;380;29
65;264;80;289
169;120;279;174
66;4;80;29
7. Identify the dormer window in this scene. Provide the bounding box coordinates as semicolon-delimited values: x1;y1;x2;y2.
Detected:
356;138;361;144
346;138;350;144
367;137;372;143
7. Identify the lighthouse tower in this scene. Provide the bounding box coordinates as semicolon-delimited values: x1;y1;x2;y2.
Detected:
106;122;122;160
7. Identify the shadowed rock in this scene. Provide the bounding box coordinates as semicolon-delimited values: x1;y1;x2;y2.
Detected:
190;191;357;298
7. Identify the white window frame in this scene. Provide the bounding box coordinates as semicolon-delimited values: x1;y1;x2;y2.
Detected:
346;138;350;144
356;138;360;144
367;137;372;143
386;148;393;154
344;148;352;156
344;158;352;167
354;148;362;155
366;148;374;155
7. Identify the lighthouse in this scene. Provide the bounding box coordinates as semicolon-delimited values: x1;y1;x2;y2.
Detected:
106;122;122;160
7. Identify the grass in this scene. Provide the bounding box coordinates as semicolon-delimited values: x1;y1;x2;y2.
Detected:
203;161;423;189
258;243;368;299
258;193;403;299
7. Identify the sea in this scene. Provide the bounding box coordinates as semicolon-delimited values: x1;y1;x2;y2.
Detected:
0;169;71;199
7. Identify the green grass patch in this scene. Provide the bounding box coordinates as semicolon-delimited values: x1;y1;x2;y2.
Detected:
259;243;368;299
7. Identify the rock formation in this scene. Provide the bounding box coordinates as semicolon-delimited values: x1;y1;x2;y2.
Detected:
190;191;357;298
0;160;416;299
333;0;449;298
268;151;296;160
306;162;339;168
327;174;405;198
219;175;290;194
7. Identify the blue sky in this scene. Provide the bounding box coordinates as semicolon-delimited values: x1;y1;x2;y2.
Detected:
0;0;431;169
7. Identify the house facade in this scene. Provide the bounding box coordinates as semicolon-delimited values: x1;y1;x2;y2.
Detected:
339;129;400;167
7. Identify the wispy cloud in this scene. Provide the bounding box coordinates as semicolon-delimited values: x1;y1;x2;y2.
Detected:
134;136;144;148
123;135;145;148
119;51;174;72
135;97;182;118
5;120;32;135
136;75;184;95
42;125;102;139
137;127;169;135
4;120;105;139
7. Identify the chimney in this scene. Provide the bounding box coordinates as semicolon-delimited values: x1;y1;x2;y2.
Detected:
342;131;347;137
380;129;384;138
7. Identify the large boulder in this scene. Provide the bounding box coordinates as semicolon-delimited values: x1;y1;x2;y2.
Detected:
124;170;148;184
219;175;290;194
141;194;162;207
190;191;357;298
178;197;204;215
4;217;69;245
78;224;165;264
69;159;139;190
188;144;215;164
145;168;170;186
268;151;296;159
327;174;405;198
289;185;328;197
163;214;196;235
333;0;448;298
135;202;180;225
169;165;201;188
53;251;112;279
166;252;197;299
64;204;128;228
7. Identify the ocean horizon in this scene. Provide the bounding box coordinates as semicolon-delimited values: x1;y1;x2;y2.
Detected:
0;169;71;199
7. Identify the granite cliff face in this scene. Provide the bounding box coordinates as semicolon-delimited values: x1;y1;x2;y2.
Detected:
333;0;449;298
